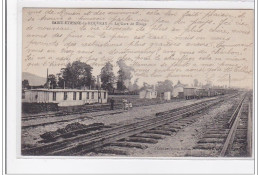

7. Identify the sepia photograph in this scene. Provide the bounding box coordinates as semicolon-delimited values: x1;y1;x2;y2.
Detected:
21;8;254;157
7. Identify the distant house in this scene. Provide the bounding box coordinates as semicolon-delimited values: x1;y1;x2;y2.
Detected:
23;89;108;106
163;91;171;100
139;89;157;99
172;81;187;98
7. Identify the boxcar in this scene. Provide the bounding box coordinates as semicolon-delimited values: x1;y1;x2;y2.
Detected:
196;88;208;98
208;89;217;97
184;88;196;99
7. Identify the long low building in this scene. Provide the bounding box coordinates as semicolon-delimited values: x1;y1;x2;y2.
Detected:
139;89;157;99
23;89;108;106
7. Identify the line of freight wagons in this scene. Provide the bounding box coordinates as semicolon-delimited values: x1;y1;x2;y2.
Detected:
183;88;231;99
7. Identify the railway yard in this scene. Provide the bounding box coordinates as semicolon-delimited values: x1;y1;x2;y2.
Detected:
21;91;253;157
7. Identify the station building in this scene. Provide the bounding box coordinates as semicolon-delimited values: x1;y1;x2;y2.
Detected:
139;89;157;99
23;89;108;107
172;81;187;98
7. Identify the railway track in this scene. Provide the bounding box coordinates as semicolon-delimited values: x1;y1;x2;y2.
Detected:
22;110;124;129
187;93;252;157
22;104;122;121
21;100;191;129
22;94;236;156
22;98;184;121
21;96;223;129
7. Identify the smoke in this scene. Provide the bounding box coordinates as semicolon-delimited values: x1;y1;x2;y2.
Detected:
117;59;134;80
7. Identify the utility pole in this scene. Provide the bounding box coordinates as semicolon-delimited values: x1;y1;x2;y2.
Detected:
46;68;49;89
97;75;102;103
229;74;231;88
47;68;48;82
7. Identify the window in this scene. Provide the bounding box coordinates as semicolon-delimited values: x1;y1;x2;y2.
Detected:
53;92;56;101
87;92;89;99
104;92;106;99
64;92;67;100
79;92;82;100
73;92;77;100
91;92;94;99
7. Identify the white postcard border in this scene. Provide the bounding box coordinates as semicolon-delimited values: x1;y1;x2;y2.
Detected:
5;0;256;174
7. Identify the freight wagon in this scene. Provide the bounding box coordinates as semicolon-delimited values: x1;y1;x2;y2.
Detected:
214;88;225;95
184;87;231;100
183;88;197;99
196;88;208;98
208;88;218;97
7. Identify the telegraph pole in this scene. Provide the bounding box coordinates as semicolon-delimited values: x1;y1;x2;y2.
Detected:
46;68;49;89
229;74;231;88
97;75;102;103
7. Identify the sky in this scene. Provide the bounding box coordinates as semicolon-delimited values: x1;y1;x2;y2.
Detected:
22;8;254;89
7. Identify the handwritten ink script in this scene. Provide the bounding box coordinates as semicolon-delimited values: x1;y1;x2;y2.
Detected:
23;9;253;88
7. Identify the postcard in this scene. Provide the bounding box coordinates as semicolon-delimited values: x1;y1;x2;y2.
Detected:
20;8;254;158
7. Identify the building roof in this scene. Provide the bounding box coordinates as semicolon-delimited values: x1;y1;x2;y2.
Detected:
141;89;156;92
174;81;187;88
24;89;107;92
183;87;196;89
196;88;206;91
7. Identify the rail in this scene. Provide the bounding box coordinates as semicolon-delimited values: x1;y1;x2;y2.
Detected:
220;96;245;157
227;96;245;128
247;99;252;157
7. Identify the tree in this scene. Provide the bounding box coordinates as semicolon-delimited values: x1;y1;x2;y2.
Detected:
100;62;115;92
58;61;94;89
91;76;96;90
132;78;139;91
128;81;134;91
22;79;30;89
156;80;173;94
140;82;152;91
57;72;65;88
116;59;134;90
117;69;125;91
47;74;57;89
117;70;127;91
